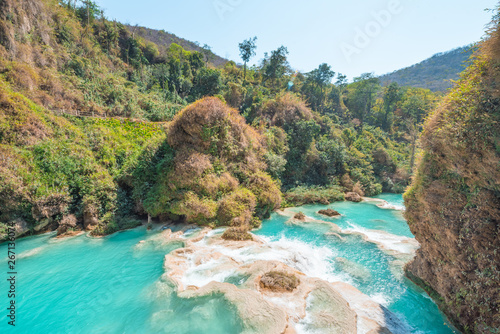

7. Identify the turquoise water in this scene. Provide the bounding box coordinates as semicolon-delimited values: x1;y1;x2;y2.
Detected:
0;194;456;333
254;194;456;333
0;228;242;333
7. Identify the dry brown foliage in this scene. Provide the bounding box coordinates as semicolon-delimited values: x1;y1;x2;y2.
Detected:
259;271;300;292
221;226;253;241
256;92;313;127
352;182;365;197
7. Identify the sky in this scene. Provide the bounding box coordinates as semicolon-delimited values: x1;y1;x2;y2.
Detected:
95;0;497;79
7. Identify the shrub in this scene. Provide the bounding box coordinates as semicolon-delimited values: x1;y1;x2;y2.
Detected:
253;92;313;127
221;227;253;241
217;188;256;226
245;171;282;218
170;192;217;225
259;271;300;292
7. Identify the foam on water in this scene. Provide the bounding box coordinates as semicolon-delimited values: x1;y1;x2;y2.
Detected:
343;222;419;255
0;194;458;334
254;195;458;334
181;257;237;287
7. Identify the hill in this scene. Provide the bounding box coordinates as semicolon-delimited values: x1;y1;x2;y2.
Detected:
0;0;436;241
126;25;228;67
380;46;474;91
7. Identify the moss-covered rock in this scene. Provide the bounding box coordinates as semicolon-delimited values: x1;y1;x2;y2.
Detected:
318;209;340;217
259;271;300;292
293;212;306;221
221;227;253;241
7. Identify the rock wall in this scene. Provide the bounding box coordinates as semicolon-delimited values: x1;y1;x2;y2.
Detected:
404;15;500;333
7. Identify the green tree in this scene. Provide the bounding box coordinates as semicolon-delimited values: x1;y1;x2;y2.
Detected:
381;82;402;132
346;73;380;130
263;46;290;89
400;88;436;170
304;63;335;112
191;67;222;99
201;44;215;65
239;36;257;81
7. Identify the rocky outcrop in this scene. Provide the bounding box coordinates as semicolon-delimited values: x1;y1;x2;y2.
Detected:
404;22;500;333
83;202;99;230
156;227;400;334
57;215;78;235
345;192;362;202
13;218;28;237
293;212;306;221
318;209;340;217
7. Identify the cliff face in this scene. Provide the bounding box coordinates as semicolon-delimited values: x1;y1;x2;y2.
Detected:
404;14;500;333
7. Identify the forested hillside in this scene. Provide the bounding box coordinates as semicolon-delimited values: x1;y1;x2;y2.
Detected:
0;0;440;240
380;46;474;91
126;24;228;67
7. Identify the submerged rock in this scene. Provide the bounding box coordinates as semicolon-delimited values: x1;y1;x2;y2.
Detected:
335;257;372;283
318;209;341;217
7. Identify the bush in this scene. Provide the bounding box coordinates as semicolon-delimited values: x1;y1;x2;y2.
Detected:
217;188;256;226
171;192;217;225
259;271;300;292
221;227;253;241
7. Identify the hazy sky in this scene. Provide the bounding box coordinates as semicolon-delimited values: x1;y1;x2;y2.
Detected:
95;0;497;79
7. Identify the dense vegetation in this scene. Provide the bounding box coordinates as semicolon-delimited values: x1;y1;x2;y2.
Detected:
126;24;228;68
380;46;474;92
404;10;500;333
0;0;444;240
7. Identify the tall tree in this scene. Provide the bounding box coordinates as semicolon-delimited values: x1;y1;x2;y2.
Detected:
401;88;435;171
305;63;335;112
201;44;215;65
239;37;257;81
382;82;402;132
347;73;380;130
263;46;290;88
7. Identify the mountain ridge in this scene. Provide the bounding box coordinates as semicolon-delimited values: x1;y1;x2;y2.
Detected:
379;45;475;91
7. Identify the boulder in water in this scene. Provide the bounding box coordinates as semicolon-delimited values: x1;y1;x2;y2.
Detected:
318;209;341;217
293;212;306;221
